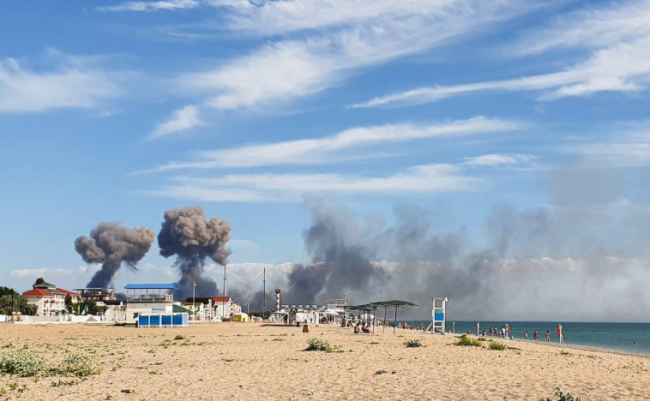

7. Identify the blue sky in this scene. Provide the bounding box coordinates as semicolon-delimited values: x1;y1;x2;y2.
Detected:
2;0;650;316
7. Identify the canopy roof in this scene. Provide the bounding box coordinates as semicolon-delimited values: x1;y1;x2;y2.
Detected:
346;300;418;310
124;284;179;290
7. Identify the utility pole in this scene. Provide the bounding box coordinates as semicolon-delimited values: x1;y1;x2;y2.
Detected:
262;267;266;316
192;281;196;324
223;265;227;320
11;292;14;321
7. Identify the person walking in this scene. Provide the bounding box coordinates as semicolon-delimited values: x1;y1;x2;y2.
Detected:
546;330;551;343
524;330;528;340
534;329;539;341
557;324;564;345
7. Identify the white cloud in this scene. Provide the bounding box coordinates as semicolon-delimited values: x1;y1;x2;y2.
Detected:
144;117;521;172
97;0;199;12
464;153;535;167
10;265;101;279
144;164;479;203
0;51;123;113
176;0;531;116
150;105;203;139
355;1;650;108
565;129;650;167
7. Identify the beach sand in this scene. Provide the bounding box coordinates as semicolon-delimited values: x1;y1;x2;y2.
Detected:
1;323;649;400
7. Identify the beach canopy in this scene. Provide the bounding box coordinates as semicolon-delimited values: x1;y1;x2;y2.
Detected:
346;300;418;335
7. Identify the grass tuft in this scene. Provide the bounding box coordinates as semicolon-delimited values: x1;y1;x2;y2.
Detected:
455;335;483;347
404;339;423;348
60;353;102;377
0;349;49;377
489;342;507;351
305;338;342;353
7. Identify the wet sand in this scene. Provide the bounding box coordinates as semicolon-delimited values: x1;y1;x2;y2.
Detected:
1;323;649;400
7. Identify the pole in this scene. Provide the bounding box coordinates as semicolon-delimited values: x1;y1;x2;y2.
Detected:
223;265;227;320
263;267;266;316
11;292;14;321
383;307;387;333
393;306;398;335
192;281;196;324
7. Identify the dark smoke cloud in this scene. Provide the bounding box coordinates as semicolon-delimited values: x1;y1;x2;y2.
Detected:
75;222;155;288
284;163;650;322
158;206;231;299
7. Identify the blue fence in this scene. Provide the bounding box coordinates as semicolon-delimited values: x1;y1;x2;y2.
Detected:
138;313;188;328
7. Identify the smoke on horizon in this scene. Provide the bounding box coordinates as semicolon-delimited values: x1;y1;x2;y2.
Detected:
74;222;155;288
158;206;231;299
280;164;650;322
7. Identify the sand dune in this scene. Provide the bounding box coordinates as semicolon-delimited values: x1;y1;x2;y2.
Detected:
0;323;648;400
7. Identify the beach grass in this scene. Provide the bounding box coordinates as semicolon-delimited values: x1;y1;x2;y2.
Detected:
455;335;483;347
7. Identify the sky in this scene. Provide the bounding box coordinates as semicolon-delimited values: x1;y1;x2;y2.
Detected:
2;0;650;320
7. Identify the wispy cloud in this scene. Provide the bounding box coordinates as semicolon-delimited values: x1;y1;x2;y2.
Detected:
161;0;532;134
150;105;202;139
354;1;650;108
464;153;535;167
144;164;480;203
97;0;199;12
10;265;100;279
565;128;650;167
141;117;521;172
0;50;123;113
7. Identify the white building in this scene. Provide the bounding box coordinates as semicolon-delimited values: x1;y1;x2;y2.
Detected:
22;281;78;317
182;296;242;321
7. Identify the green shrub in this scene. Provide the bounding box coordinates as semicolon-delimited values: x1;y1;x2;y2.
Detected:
539;387;581;401
173;335;186;341
0;349;48;377
455;336;483;347
489;342;507;351
560;351;570;356
305;338;341;353
404;339;423;348
60;353;102;377
375;369;388;375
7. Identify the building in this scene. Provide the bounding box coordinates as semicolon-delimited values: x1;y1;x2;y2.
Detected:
181;296;242;321
124;284;179;324
74;287;117;304
23;281;79;316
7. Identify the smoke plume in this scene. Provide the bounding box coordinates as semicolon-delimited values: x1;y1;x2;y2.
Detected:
75;222;155;288
158;206;231;299
283;163;650;321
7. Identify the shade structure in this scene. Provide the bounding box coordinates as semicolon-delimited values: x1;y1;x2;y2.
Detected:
347;300;418;335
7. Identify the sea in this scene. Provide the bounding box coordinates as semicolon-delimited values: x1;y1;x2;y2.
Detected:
397;321;650;355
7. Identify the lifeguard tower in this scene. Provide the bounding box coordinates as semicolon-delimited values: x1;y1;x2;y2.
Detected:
425;296;448;333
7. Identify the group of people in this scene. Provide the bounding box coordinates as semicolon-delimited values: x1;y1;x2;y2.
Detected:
353;322;372;334
522;325;564;344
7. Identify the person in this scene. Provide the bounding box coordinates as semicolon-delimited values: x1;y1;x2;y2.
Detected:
354;322;361;334
534;329;539;341
362;323;370;334
546;330;551;342
476;322;480;336
524;330;528;340
505;324;511;339
557;324;564;345
482;329;487;337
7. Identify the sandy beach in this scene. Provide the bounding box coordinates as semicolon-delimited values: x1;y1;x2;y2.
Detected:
0;323;648;400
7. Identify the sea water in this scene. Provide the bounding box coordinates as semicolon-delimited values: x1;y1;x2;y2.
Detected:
397;321;650;355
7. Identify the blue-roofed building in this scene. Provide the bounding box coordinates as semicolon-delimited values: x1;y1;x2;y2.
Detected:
124;283;180;325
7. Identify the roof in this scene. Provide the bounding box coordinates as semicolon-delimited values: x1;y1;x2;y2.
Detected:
124;284;179;290
56;288;78;296
182;296;232;304
347;300;418;310
173;304;192;314
23;289;53;297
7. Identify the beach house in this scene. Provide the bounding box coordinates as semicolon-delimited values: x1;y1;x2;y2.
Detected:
181;296;242;321
22;280;79;316
124;283;179;324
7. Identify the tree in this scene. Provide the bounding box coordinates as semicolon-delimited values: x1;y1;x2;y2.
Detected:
0;287;38;316
34;277;46;286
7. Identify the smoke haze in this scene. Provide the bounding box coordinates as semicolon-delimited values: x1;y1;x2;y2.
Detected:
281;165;650;321
74;222;155;288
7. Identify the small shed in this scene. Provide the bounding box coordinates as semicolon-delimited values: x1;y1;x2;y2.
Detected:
233;313;249;323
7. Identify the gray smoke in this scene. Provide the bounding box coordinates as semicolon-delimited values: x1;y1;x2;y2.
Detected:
75;222;156;289
158;206;231;299
285;163;650;322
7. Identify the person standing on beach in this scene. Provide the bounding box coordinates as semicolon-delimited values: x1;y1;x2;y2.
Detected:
546;330;551;342
557;324;564;344
505;324;511;339
524;330;528;340
476;322;480;336
534;329;539;341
